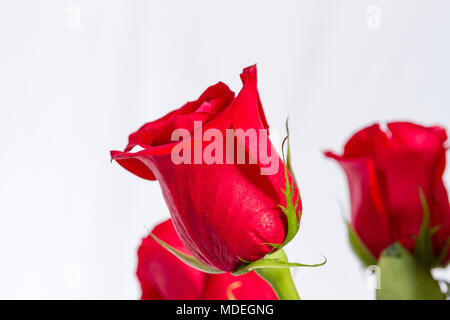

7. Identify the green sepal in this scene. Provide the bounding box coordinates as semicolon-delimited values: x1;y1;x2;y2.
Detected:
377;243;445;300
232;249;326;276
347;223;377;267
264;243;282;249
436;238;450;267
414;188;448;269
284;118;296;184
274;119;301;249
149;232;224;274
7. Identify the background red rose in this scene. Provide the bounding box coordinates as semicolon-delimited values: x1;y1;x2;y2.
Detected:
326;122;450;263
138;219;278;300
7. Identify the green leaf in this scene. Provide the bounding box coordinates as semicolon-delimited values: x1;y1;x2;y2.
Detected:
232;249;326;276
414;188;440;269
149;233;224;274
347;223;377;267
377;243;445;300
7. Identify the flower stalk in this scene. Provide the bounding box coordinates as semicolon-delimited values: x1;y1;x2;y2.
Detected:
254;250;301;300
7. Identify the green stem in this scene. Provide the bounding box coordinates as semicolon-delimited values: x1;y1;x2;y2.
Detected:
254;250;300;300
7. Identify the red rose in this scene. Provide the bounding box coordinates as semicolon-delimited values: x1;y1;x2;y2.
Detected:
326;122;450;263
138;219;277;300
111;66;300;272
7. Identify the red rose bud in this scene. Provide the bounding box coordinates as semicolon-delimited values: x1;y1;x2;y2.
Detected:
326;122;450;265
111;66;300;272
138;219;278;300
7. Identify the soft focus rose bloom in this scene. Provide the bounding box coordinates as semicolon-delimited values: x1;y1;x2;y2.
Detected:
138;219;277;300
111;66;300;272
326;122;450;263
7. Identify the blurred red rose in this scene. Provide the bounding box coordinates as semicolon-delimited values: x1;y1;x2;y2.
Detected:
137;219;278;300
326;122;450;263
112;66;300;272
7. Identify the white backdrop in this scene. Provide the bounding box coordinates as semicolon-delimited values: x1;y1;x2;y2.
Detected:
0;0;449;299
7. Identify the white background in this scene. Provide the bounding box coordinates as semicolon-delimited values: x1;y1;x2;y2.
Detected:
0;0;449;299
